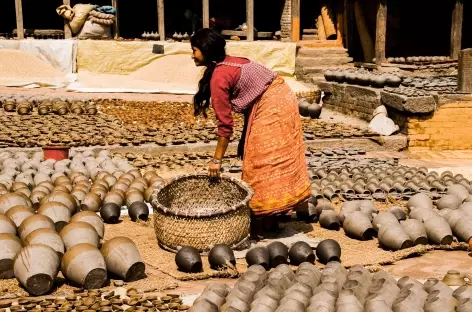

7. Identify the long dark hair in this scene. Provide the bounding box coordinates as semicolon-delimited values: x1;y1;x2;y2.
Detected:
191;28;226;117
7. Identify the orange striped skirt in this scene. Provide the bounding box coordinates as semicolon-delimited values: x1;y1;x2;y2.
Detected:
242;76;311;216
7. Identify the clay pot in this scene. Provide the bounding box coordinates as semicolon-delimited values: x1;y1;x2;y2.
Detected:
81;193;102;212
386;75;402;87
0;233;22;278
296;202;318;223
14;244;60;296
324;70;335;81
101;237;145;282
364;298;392;312
343;211;376;240
400;219;428;245
128;202;149;222
100;203;121;224
42;191;77;214
437;194;462;210
70;211;105;239
424;216;453;245
453;286;472;301
424;278;454;297
189;299;218;312
24;228;65;259
298;100;311;117
447;184;469;202
445;209;463;228
38;201;71;232
409;206;438;222
388;207;407;221
18;214;55;241
371;75;387;88
175;246;202;273
61;243;107;289
452;216;472;242
407;193;433;211
0;193;32;214
30;191;47;210
372;212;399;231
104;191;124;207
126;190;144;207
246;246;270;270
267;241;288;268
457;298;472;312
378;224;413;250
319;210;340;230
307;104;322;119
316;239;341;264
424;296;457;312
194;290;226;308
289;241;315;265
208;244;236;270
5;205;35;228
59;222;100;250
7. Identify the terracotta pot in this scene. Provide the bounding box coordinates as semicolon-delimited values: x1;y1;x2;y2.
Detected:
42;191;77;214
298;100;311;117
0;193;32;214
388;207;407;221
71;189;86;205
267;241;288;268
424;216;453;245
101;237;145;282
5;205;35;228
307;104;322;119
38;201;72;232
103;191;124;207
407;193;433;211
276;263;296;281
392;290;424;312
457;298;472;312
372;212;399;231
409;206;438;222
59;222;100;250
175;246;202;273
208;244;236;270
316;239;341;264
189;299;218;312
400;219;428;245
424;296;457;312
424;278;454;297
447;184;469;202
194;290;226;308
289;241;315;266
309;290;337;311
80;192;102;212
437;194;462;210
452;216;472;242
453;286;472;301
319;210;340;230
61;243;107;289
18;214;55;241
14;245;60;296
0;233;22;278
100;203;121;224
343;211;376;240
30;191;48;210
128;202;149;222
126;190;144;207
378;224;413;250
246;246;270;270
70;211;105;239
445;209;463;228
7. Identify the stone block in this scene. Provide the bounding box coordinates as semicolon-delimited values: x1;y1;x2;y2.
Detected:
381;91;437;114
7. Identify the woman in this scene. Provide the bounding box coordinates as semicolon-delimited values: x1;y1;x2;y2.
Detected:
191;29;310;234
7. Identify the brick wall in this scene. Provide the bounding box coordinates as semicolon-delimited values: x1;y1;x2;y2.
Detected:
318;82;381;121
408;101;472;151
280;0;291;42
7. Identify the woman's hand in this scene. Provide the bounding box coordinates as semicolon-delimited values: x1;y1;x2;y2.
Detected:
209;161;222;179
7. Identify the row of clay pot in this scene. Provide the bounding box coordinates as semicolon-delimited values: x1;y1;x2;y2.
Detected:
175;244;236;273
2;99;98;116
298;99;322;119
190;262;472;312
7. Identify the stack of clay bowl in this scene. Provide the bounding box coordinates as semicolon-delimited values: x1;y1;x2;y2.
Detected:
190;263;472;312
2;99;16;112
16;101;33;115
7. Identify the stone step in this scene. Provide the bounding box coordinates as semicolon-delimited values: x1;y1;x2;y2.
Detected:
303;28;318;34
299;40;344;48
296;56;354;67
297;47;349;57
302;35;319;41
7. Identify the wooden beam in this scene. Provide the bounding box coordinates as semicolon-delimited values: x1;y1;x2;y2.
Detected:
14;0;24;39
246;0;254;41
202;0;210;28
158;0;165;40
63;0;72;39
343;0;349;49
450;0;464;60
375;0;387;66
291;0;300;42
111;0;120;39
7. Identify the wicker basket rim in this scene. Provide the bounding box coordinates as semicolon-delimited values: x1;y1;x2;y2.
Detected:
151;173;254;218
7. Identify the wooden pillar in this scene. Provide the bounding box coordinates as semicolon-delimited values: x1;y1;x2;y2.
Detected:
246;0;254;41
158;0;165;40
111;0;120;39
14;0;24;39
343;0;349;49
202;0;210;28
63;0;72;38
291;0;300;42
375;0;387;65
450;0;464;60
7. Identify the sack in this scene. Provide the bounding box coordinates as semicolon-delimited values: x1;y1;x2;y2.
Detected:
69;4;96;35
77;20;112;39
56;5;75;21
368;115;399;136
89;10;115;20
88;16;114;25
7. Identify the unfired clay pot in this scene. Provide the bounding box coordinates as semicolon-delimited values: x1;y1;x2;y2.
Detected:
59;222;100;250
70;211;105;239
0;233;22;278
24;228;65;258
101;236;145;282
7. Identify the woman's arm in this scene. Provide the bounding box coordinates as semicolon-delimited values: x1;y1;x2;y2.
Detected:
209;136;230;178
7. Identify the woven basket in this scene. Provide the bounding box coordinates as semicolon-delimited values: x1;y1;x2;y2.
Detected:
151;173;253;253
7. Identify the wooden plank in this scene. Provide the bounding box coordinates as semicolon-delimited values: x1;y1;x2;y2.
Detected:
450;0;464;60
346;0;354;51
375;0;387;66
202;0;210;28
336;13;344;45
111;0;120;39
291;0;300;42
158;0;165;40
63;0;72;39
14;0;24;39
246;0;254;41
